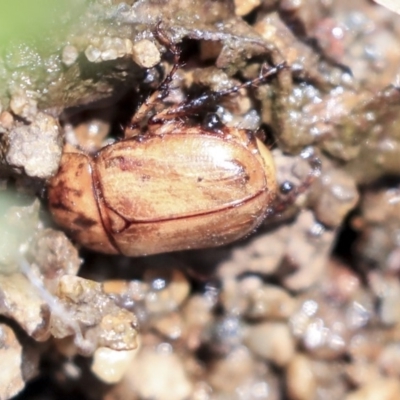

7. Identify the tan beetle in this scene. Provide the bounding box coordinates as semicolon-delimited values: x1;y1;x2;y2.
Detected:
48;28;317;257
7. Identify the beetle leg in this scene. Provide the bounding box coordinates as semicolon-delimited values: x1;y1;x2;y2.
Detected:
143;63;288;136
152;21;182;96
124;90;163;138
156;62;288;121
124;23;183;138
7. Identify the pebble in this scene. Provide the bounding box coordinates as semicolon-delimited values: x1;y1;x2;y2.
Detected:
132;39;161;68
54;275;138;355
310;166;359;228
6;112;62;179
62;45;79;66
144;268;190;314
0;323;39;399
286;354;317;400
0;272;50;340
91;346;139;384
122;345;193;400
244;322;295;366
234;0;261;16
345;378;400;400
208;346;254;392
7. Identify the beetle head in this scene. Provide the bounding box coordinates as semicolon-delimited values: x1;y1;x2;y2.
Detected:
48;149;118;254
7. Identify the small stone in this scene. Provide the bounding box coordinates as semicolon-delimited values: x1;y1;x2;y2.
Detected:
0;273;50;340
181;294;213;350
54;275;138;355
0;323;39;399
101;47;118;61
132;39;161;68
378;343;400;377
101;37;131;61
152;312;183;340
91;346;139;384
286;354;317;400
283;210;335;291
0;111;14;131
345;378;400;400
346;359;381;388
208;346;254;392
234;0;261;16
65;114;111;153
244;282;297;320
310;167;359;228
290;297;349;359
29;228;81;281
85;45;101;62
97;310;138;350
9;94;37;122
244;322;295;367
144;268;190;314
6;112;62;179
62;45;79;66
123;345;193;400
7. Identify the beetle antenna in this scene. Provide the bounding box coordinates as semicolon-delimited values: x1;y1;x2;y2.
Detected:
153;21;182;99
166;62;288;118
216;62;288;98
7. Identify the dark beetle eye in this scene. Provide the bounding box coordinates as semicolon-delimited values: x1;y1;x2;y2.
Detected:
202;113;224;133
280;181;294;194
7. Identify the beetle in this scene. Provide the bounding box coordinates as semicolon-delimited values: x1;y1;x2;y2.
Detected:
48;28;318;257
